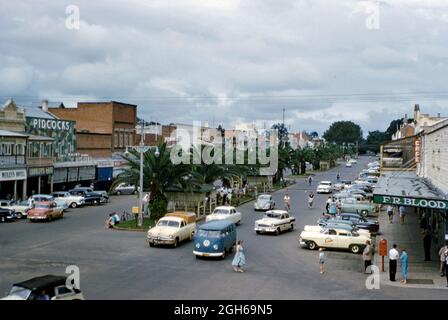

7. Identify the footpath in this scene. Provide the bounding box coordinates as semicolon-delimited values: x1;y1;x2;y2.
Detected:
373;208;447;290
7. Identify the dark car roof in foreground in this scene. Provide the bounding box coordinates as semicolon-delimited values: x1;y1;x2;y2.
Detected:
199;220;235;231
13;275;66;290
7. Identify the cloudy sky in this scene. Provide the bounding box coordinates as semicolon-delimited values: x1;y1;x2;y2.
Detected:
1;0;448;135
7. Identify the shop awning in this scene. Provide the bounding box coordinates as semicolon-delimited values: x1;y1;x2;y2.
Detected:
373;172;448;210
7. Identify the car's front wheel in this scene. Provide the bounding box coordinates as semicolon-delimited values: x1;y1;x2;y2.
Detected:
16;212;23;219
1;216;5;223
290;224;294;231
275;228;280;236
307;241;317;250
173;238;179;248
116;191;121;195
71;202;77;208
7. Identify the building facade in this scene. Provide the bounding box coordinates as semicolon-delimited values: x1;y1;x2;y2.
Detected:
48;101;137;158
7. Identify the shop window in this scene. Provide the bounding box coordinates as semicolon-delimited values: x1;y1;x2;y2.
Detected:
114;132;118;148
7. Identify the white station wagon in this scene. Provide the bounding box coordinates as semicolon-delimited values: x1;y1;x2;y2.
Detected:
254;210;295;235
206;206;242;225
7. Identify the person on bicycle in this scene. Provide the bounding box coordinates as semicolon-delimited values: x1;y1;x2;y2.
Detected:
284;191;291;211
308;191;315;209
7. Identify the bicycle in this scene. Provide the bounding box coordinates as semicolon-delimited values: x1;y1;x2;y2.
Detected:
121;210;133;221
284;202;291;212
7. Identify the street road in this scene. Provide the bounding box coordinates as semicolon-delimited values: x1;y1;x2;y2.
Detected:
0;156;446;299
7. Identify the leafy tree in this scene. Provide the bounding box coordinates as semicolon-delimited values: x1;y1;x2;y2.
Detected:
310;131;319;138
365;130;390;153
385;118;414;140
271;123;289;148
323;121;363;145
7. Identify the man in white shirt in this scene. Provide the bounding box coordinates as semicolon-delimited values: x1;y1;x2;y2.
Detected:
389;244;400;281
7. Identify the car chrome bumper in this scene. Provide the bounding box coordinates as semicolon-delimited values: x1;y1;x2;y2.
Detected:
299;241;307;247
254;227;276;233
147;238;175;245
193;250;224;257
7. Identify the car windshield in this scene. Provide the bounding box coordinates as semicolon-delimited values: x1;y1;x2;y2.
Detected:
213;209;230;214
320;182;331;186
8;286;32;299
34;204;50;209
196;229;222;238
157;220;180;228
265;213;281;219
258;196;270;201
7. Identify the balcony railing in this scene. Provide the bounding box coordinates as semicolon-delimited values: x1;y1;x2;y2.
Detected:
0;155;25;166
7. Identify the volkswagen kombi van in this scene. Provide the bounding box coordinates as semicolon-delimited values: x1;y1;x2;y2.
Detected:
193;220;236;259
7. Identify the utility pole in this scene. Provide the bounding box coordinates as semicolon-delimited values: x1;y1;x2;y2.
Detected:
282;107;285;125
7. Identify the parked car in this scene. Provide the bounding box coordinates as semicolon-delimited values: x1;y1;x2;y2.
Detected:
193;220;237;259
0;199;31;219
27;201;64;222
333;180;352;192
0;208;18;223
112;183;136;195
69;187;109;202
206;206;242;225
340;198;376;217
147;212;196;247
348;159;357;164
305;223;370;237
298;227;370;254
68;190;105;205
254;194;275;211
337;213;379;234
51;192;85;208
345;162;352;167
254;210;295;235
316;181;333;194
53;199;69;212
1;275;84;300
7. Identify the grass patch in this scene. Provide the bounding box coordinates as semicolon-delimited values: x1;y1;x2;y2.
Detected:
116;217;156;230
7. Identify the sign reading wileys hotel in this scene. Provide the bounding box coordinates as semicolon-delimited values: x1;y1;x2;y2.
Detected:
374;195;448;210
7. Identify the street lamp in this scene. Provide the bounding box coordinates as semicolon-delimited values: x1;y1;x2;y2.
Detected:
125;125;159;227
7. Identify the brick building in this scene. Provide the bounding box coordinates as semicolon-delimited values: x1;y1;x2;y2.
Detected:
48;101;137;158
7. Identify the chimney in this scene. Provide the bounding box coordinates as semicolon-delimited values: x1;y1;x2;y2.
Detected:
42;99;49;112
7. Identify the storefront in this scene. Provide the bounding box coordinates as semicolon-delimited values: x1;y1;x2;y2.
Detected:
0;168;27;200
374;172;448;249
95;160;114;190
27;166;54;195
52;160;97;191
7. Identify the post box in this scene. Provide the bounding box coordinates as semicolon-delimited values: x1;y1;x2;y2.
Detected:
379;238;387;257
132;206;139;215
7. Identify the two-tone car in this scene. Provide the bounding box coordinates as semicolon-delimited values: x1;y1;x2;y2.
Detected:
254;210;295;235
147;212;196;247
305;223;371;237
0;208;18;223
206;206;242;225
340;198;376;217
337;213;380;234
0;200;31;219
69;188;109;203
254;194;275;211
298;227;371;254
68;190;105;206
51;192;85;208
27;201;64;222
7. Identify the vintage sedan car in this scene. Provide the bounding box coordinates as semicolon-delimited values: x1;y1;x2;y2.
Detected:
0;199;31;219
345;162;352;167
298;227;371;254
27;201;64;222
112;183;136;195
0;208;18;223
69;190;105;205
333;180;352;192
338;213;379;234
147;212;196;247
206;206;242;225
51;191;85;208
254;210;295;235
69;187;109;202
1;275;84;300
254;194;275;211
340;198;376;217
29;194;53;202
305;223;370;237
316;181;333;194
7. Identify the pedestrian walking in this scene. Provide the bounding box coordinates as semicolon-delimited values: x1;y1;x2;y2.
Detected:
400;248;408;285
423;229;432;261
420;213;428;233
308;176;313;186
283;191;291;212
222;188;228;205
325;196;332;213
142;192;150;216
319;248;325;274
308;191;315;209
232;240;246;273
336;172;340;182
389;244;399;281
399;206;406;224
336;199;342;215
236;190;241;207
363;240;373;273
329;200;337;216
386;205;394;223
227;191;232;206
438;243;448;277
